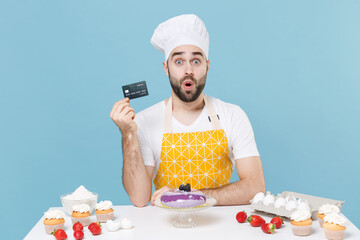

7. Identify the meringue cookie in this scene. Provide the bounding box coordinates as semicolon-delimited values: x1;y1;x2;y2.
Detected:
252;192;265;204
120;217;133;229
107;220;121;232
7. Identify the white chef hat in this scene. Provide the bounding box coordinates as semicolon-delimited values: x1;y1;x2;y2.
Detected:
151;14;209;61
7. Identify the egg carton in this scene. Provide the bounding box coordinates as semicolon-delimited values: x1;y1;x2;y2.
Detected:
250;191;345;219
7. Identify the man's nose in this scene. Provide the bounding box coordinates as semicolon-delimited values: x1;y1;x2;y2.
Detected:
184;62;194;76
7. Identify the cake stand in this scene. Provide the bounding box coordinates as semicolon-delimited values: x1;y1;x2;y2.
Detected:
154;196;217;228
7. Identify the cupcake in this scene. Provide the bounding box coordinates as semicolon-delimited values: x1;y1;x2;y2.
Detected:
318;204;340;228
43;210;65;234
71;204;91;226
323;213;347;240
290;209;312;236
95;200;114;222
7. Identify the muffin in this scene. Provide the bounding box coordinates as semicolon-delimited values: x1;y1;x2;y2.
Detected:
290;209;312;236
43;210;65;234
95;200;114;222
71;204;91;226
323;213;347;240
318;204;340;228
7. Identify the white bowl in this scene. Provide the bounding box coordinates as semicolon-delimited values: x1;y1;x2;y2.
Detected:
60;193;98;215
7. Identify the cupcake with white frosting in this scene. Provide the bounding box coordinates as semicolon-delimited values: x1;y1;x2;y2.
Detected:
95;200;114;222
71;204;91;226
43;210;65;234
290;209;312;236
318;204;340;228
323;213;347;240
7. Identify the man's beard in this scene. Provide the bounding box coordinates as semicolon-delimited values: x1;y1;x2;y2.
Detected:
168;71;207;103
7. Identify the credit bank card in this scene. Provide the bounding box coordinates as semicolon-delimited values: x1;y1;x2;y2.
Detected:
122;81;149;100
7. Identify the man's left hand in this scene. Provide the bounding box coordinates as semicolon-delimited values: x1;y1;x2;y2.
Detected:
150;186;172;206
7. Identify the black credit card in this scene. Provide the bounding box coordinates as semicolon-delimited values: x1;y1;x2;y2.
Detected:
122;81;149;100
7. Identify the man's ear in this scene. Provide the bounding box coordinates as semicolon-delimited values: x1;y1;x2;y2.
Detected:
206;60;210;73
163;61;169;76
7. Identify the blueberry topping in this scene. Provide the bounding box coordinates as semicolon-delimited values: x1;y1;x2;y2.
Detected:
184;183;191;192
179;183;191;192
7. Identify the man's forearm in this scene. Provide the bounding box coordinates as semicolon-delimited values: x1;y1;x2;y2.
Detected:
201;178;265;205
122;131;152;207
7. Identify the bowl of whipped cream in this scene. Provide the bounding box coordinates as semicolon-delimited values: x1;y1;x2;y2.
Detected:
60;185;98;215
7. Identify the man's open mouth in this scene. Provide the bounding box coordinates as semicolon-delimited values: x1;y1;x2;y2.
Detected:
183;80;194;91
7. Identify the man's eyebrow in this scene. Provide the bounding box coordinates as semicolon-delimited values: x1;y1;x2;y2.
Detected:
170;51;205;60
192;52;204;58
171;52;184;60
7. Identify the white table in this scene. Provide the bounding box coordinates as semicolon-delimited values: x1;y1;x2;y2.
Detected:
25;205;359;240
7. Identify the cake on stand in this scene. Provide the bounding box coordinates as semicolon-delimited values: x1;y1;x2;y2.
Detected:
154;196;217;228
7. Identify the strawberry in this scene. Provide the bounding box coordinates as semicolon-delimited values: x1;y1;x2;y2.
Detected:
52;229;67;240
261;223;276;234
88;222;102;235
236;211;247;223
247;215;265;227
270;216;284;229
73;230;84;240
72;222;83;231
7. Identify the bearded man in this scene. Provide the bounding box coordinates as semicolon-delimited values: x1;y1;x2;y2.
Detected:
110;14;265;207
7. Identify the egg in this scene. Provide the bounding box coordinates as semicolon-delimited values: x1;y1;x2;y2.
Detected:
274;197;286;208
107;220;122;232
263;192;275;206
285;200;298;211
297;199;311;212
120;217;134;229
285;195;296;203
252;191;265;204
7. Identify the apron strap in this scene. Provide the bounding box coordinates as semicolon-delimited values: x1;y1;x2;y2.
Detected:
164;97;173;133
164;95;221;133
204;95;221;130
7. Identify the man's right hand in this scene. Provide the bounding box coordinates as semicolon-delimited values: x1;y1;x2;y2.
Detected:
110;98;137;134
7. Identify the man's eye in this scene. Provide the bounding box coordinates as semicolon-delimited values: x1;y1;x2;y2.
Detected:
193;59;200;64
175;60;183;64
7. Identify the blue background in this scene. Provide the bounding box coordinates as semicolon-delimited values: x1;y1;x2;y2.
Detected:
1;0;359;238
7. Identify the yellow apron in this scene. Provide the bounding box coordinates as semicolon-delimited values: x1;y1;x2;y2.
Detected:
153;95;233;190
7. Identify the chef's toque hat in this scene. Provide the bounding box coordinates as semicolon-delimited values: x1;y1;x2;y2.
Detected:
151;14;209;61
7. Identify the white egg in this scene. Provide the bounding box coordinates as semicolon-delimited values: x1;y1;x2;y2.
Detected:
285;195;296;203
297;199;311;212
263;192;275;206
106;220;122;232
274;197;286;208
285;200;298;211
252;192;265;204
120;217;134;229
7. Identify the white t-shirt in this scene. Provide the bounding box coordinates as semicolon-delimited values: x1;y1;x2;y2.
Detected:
134;96;260;177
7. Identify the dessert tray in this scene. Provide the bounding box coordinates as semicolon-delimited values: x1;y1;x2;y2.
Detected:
154;196;217;228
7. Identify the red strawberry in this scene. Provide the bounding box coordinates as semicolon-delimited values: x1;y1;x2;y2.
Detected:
236;211;247;223
73;230;84;240
270;216;284;229
72;222;83;231
247;215;265;227
261;223;276;234
88;222;102;235
52;229;67;240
